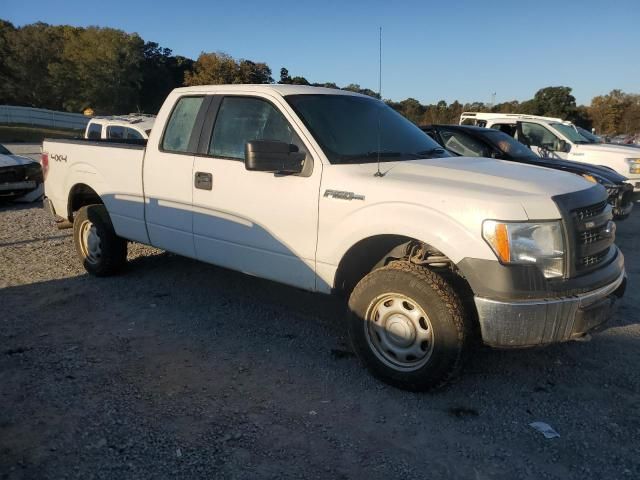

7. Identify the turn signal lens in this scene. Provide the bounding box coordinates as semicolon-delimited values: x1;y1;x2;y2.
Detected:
582;174;597;183
494;223;510;262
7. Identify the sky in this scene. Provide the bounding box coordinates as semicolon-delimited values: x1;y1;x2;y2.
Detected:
4;0;639;106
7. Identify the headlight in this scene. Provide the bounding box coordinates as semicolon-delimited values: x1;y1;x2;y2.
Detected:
23;162;43;181
482;220;565;278
625;158;640;174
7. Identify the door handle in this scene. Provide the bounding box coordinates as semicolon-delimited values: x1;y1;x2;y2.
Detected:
195;171;212;190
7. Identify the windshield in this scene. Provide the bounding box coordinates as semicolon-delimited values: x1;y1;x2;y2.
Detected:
285;94;450;164
550;122;589;143
575;126;602;144
0;144;11;155
483;130;539;160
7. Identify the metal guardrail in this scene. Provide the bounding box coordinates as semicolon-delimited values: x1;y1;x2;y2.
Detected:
0;105;90;130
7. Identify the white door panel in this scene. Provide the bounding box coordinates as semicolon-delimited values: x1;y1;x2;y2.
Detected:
144;152;195;257
191;94;322;291
144;95;206;258
192;158;320;290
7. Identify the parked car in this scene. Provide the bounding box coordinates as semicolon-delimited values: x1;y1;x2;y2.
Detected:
459;112;640;192
84;114;155;141
43;85;626;391
0;143;43;201
422;124;634;219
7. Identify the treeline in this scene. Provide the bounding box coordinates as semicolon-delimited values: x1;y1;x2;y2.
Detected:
1;20;639;135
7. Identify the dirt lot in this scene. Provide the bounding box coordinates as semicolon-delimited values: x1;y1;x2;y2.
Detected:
1;201;639;480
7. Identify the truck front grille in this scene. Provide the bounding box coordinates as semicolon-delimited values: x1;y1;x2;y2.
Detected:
0;168;24;184
573;200;607;221
571;200;614;274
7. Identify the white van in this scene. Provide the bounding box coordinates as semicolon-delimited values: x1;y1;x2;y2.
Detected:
460;112;640;191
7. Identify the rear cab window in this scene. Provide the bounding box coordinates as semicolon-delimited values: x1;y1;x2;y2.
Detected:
440;130;489;157
106;126;125;140
162;96;205;153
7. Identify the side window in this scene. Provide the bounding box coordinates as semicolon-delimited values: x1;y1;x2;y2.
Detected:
440;130;488;157
126;128;144;140
209;97;299;160
87;123;102;139
162;96;205;153
520;123;558;148
107;126;125;139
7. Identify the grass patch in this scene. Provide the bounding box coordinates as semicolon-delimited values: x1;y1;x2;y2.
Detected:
0;125;83;143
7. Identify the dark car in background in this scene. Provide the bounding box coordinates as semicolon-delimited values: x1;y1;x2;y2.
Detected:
0;143;43;201
422;125;634;219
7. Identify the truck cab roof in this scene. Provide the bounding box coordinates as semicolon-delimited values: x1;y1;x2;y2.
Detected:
173;84;370;98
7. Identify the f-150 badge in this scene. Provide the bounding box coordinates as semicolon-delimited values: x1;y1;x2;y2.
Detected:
324;190;365;201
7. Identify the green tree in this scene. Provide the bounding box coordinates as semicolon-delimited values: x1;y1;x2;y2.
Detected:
278;66;309;85
342;83;380;99
139;42;188;114
185;52;271;86
0;20;17;104
4;22;66;109
525;86;577;120
49;26;145;113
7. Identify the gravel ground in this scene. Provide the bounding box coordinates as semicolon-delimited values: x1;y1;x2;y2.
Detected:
1;201;639;480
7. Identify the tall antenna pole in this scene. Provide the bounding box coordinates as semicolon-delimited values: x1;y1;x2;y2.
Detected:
375;26;384;177
379;26;382;97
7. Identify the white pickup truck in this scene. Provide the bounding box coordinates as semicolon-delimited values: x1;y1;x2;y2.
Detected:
42;85;626;391
459;112;640;192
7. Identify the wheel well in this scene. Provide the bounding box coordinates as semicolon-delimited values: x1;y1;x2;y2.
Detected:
334;234;479;339
67;183;103;221
334;234;466;296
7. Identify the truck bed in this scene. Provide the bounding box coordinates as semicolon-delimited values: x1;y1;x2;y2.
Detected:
43;138;149;244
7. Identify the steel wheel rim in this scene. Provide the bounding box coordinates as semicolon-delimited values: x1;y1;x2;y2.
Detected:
364;293;434;371
79;219;102;265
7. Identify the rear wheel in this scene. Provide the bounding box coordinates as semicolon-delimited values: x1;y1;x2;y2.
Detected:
73;204;127;276
347;261;469;391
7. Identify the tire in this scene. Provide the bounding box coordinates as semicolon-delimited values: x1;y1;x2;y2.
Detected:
347;261;469;391
73;204;127;276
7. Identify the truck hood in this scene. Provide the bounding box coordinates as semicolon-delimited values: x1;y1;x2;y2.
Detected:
575;143;640;157
377;156;592;196
341;156;600;221
0;153;38;168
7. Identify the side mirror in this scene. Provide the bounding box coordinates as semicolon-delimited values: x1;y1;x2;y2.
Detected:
554;139;570;153
244;140;306;174
491;151;504;159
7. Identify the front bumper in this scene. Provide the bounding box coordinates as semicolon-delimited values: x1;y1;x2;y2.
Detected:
0;180;37;197
475;269;626;347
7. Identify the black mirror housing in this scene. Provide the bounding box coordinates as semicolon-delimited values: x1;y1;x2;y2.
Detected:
245;140;305;174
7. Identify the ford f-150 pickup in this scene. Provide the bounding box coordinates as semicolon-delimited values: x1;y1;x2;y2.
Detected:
42;85;626;391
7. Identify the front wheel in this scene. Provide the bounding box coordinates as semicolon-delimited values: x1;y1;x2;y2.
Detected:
347;261;469;391
73;204;127;276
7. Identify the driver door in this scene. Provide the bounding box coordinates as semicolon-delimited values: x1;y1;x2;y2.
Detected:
191;94;322;291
